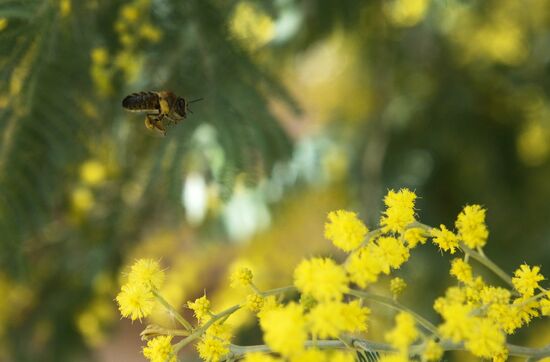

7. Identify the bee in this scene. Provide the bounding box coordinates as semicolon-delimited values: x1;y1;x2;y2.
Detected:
122;91;202;135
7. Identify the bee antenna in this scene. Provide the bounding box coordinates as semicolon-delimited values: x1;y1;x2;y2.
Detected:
188;97;204;104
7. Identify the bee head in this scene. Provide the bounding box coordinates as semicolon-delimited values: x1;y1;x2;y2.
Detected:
174;97;188;118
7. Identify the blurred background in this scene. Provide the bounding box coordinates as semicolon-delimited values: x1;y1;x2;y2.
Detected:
1;0;550;361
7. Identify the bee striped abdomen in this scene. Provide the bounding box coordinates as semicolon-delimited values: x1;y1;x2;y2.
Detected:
122;91;160;112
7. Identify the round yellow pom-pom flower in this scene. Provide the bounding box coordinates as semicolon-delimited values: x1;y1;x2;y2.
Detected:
422;339;443;361
229;1;275;52
116;282;155;321
307;300;370;338
380;188;417;233
455;205;489;249
197;323;232;362
307;301;349;338
385;312;419;351
346;245;383;288
374;236;410;274
450;258;473;284
197;334;230;362
128;259;165;290
257;296;280;320
142;335;176;362
464;318;506;359
340;300;371;332
403;227;427;248
139;23;163;42
91;47;109;66
437;303;475;342
512;264;545;298
120;4;139;23
324;210;368;252
230;267;254;288
390;277;407;298
431;225;459;254
294;257;349;302
188;295;211;322
80;159;107;186
245;293;264;313
260;303;307;357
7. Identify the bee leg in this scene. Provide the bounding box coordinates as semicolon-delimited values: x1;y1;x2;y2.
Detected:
154;113;167;135
168;114;183;125
155;122;167;136
145;114;166;135
145;114;157;130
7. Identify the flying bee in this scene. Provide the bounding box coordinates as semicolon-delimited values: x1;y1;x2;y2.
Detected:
122;91;202;135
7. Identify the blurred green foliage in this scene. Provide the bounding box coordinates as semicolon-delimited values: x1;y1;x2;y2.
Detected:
0;0;549;361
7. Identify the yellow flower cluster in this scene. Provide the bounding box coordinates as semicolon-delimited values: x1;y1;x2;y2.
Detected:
0;18;8;32
114;188;549;362
385;312;418;353
71;158;109;215
197;322;232;362
188;295;211;323
390;277;407;298
327;189;419;289
230;267;254;288
346;235;410;288
384;0;430;27
431;204;490;253
229;1;275;52
143;335;176;362
260;303;307;357
512;264;545;297
245;293;265;312
434;258;548;359
307;300;369;338
455;205;489;248
115;0;162;46
380;188;417;233
422;339;443;361
59;0;71;18
324;210;367;251
450;258;473;284
431;224;459;253
294;257;349;301
116;258;164;321
258;300;369;359
90;0;163;94
90;47;113;96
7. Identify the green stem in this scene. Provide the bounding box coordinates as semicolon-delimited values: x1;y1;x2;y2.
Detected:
250;283;262;295
415;223;514;288
343;229;384;266
360;229;383;248
153;290;194;331
348;289;439;336
229;339;550;359
461;245;514;288
262;285;296;297
173;304;241;353
140;325;190;340
515;291;547;307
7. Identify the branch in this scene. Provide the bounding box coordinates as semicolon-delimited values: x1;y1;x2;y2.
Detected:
173;304;242;353
348;289;439;336
227;338;550;360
